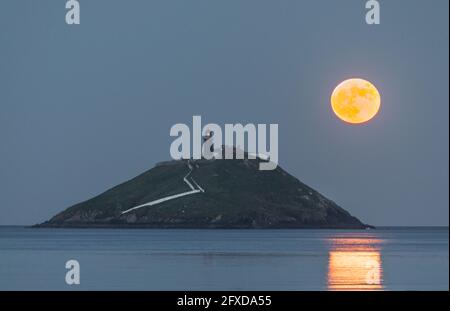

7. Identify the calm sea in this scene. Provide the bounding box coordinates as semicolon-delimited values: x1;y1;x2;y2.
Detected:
0;227;447;290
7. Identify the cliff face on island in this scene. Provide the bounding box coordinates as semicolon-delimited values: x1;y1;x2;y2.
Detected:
38;156;370;229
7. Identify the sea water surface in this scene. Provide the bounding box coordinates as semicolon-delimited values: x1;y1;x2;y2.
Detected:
0;227;448;290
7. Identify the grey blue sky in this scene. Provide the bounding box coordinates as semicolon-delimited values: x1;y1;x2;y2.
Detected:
0;0;448;226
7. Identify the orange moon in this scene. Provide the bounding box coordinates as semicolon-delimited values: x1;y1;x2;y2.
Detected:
331;78;381;124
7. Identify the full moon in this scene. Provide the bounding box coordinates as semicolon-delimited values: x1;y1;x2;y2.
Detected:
331;78;381;124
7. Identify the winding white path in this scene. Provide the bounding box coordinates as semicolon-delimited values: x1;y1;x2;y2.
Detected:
121;163;204;215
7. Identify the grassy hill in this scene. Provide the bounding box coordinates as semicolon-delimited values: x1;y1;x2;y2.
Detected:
38;156;369;229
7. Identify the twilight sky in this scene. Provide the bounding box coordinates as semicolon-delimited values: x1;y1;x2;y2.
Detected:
0;0;448;226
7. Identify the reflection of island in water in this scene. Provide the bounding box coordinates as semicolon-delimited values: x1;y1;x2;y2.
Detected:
328;237;383;291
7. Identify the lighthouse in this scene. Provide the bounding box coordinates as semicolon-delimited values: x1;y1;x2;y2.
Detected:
202;129;214;154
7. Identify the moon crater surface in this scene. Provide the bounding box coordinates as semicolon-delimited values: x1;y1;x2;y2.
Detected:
331;78;381;124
